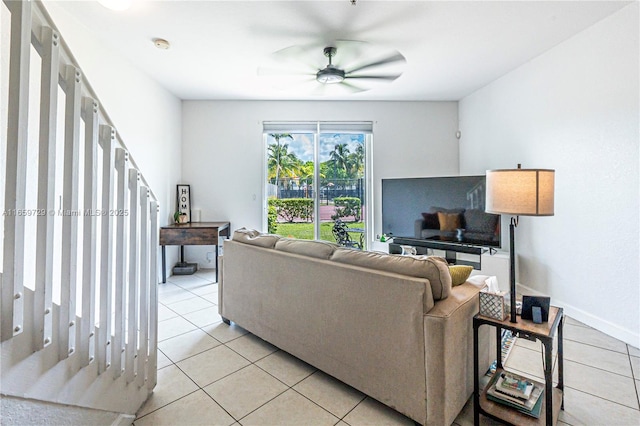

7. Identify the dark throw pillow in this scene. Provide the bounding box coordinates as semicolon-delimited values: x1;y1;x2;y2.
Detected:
421;212;440;229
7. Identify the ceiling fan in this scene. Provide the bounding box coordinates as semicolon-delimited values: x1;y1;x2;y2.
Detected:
258;40;406;94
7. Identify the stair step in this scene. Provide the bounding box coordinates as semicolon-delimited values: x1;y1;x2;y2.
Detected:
0;394;134;426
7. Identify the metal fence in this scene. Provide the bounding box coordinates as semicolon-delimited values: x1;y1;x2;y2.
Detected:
272;178;365;203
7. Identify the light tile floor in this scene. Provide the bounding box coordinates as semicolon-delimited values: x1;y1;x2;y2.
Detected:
135;270;640;425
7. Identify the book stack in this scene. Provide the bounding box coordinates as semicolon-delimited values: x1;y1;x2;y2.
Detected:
486;371;545;418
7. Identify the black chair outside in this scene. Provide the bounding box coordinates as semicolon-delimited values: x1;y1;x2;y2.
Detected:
332;219;362;249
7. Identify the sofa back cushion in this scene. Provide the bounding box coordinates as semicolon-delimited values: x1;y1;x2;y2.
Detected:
275;238;338;260
463;209;499;234
331;249;452;300
233;228;281;248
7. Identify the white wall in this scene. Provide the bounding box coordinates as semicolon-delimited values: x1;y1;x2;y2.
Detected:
459;3;639;346
43;3;183;275
181;100;459;265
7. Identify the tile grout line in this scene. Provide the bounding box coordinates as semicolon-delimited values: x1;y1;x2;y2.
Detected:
200;363;257;424
138;277;229;422
515;338;638;379
164;321;286;419
154;305;367;425
563;336;631;356
146;292;640;425
628;345;640;411
561;384;640;412
565;357;638;381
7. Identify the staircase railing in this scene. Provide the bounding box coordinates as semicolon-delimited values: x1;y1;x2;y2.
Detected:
1;0;158;414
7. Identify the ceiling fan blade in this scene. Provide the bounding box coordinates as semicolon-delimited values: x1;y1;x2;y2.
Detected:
346;74;403;81
339;81;368;93
257;67;316;77
268;76;317;92
271;44;327;68
346;52;406;74
310;84;327;96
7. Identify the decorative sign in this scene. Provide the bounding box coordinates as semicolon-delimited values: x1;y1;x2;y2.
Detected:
177;184;191;223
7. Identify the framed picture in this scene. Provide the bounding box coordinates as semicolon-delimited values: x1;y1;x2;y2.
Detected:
176;184;191;223
521;295;550;323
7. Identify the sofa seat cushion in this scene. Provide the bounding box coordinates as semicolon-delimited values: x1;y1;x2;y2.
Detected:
233;228;281;248
274;238;339;260
331;248;452;300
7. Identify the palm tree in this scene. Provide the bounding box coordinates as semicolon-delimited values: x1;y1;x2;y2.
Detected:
354;144;364;172
348;143;365;177
267;133;295;197
329;143;351;181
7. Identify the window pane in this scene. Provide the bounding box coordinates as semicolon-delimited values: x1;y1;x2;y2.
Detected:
319;134;365;247
264;124;369;248
266;133;315;239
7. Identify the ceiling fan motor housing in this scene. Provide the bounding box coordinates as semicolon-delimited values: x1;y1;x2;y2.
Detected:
317;65;345;84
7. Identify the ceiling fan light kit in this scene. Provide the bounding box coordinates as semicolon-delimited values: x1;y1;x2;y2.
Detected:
317;66;345;84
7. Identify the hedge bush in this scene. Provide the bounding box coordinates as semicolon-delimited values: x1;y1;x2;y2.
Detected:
267;203;278;234
269;198;314;223
331;197;362;222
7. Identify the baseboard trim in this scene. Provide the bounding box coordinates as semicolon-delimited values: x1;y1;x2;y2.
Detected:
516;283;639;348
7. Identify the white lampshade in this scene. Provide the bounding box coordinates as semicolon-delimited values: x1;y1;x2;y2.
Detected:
485;168;555;216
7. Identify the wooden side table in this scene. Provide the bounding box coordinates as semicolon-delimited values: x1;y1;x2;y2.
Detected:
473;306;564;425
159;221;230;284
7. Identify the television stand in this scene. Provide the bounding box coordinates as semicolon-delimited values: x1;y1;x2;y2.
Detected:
390;236;488;269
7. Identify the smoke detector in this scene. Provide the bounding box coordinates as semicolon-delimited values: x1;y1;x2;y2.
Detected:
153;38;171;50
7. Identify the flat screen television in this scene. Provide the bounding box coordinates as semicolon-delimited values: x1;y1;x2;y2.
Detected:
381;175;501;248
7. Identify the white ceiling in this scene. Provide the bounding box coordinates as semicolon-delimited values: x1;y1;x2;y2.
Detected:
43;0;631;101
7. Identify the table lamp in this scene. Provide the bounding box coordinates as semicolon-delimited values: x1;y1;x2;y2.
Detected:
485;164;555;323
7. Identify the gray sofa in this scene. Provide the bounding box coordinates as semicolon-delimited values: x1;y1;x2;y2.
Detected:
219;229;492;426
414;208;500;244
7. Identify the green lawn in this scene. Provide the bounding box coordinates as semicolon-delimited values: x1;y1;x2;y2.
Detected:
275;222;365;245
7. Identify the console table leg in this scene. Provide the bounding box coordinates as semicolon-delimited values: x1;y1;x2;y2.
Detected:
473;321;480;426
544;338;554;425
215;244;219;283
161;245;166;283
496;326;503;369
558;315;565;410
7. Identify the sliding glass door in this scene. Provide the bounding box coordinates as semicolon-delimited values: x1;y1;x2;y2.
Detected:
264;122;372;247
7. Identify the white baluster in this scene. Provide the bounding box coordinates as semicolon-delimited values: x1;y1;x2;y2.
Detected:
126;169;140;383
59;65;82;360
79;97;99;367
112;148;128;379
97;125;115;374
137;187;150;388
148;201;159;390
2;0;31;343
33;26;59;351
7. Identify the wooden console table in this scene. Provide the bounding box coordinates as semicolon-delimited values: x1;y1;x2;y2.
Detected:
159;221;230;284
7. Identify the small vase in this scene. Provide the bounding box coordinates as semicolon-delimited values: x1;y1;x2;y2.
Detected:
178;215;188;224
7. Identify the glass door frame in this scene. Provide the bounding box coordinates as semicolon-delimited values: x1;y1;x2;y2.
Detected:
262;122;373;245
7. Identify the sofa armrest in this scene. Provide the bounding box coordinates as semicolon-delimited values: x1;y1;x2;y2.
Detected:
423;282;492;426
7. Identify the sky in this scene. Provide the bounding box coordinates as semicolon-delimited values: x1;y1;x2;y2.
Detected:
267;133;365;163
